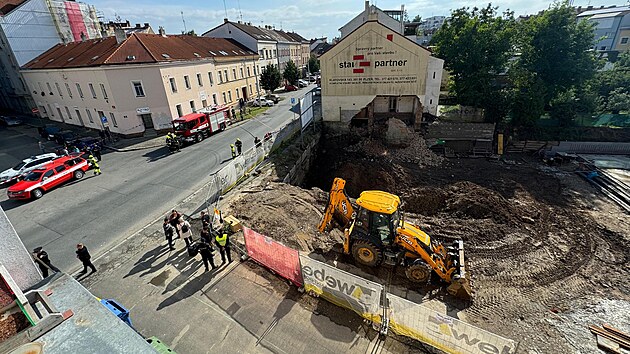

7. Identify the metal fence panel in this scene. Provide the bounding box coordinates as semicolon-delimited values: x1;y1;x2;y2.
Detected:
299;255;382;323
387;294;518;354
243;227;303;286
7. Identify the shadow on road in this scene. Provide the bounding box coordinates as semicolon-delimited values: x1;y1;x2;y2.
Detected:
143;147;175;162
0;198;24;211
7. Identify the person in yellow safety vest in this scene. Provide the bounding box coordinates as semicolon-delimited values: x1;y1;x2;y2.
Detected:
166;132;180;151
230;144;237;159
88;154;101;175
214;230;232;264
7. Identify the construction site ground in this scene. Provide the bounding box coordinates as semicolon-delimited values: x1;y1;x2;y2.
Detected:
225;127;630;354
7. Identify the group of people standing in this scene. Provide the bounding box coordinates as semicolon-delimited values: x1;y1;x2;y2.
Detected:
163;209;233;272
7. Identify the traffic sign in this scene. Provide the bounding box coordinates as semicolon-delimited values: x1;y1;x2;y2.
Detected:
101;116;107;123
291;97;296;105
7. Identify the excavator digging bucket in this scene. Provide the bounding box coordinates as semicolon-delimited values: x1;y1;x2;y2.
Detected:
447;240;473;300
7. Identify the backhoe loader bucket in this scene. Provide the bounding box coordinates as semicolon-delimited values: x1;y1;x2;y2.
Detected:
447;240;473;300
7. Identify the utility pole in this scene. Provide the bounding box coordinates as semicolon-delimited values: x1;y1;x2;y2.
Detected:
181;11;187;33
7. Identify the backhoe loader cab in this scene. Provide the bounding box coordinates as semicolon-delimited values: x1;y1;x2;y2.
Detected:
320;178;473;300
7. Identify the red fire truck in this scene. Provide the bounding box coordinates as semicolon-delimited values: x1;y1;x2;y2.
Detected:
172;105;229;144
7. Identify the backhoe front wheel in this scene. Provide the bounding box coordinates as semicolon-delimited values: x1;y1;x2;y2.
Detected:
406;262;432;283
351;240;382;267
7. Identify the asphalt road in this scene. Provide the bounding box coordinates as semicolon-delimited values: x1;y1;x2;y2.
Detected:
0;86;315;271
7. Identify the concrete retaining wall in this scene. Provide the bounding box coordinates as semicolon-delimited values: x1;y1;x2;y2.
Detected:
282;133;320;185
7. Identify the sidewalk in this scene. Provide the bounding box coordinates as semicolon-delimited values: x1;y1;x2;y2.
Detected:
77;168;416;354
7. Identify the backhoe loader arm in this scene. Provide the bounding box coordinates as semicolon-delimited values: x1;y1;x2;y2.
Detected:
318;178;355;232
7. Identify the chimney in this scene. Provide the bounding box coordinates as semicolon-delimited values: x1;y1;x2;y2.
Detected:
144;22;149;27
237;20;241;24
80;32;86;41
365;0;370;12
114;27;126;44
158;26;166;37
125;20;130;27
135;23;141;28
224;18;229;23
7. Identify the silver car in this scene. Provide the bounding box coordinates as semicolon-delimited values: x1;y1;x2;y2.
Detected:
0;153;58;186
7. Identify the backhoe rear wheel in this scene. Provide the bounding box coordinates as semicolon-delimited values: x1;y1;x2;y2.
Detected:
351;240;382;267
406;262;432;283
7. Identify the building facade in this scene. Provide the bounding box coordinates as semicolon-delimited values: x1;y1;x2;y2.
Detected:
320;20;443;127
0;0;101;114
21;33;260;136
577;6;630;53
340;1;404;39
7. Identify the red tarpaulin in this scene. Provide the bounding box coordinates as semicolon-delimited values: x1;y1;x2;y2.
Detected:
65;1;87;42
243;227;303;286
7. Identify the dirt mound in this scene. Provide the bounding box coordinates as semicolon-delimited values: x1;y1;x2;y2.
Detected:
348;135;442;167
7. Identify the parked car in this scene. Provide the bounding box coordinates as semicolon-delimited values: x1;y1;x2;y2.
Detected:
0;116;23;126
7;155;89;200
55;130;79;145
250;98;274;107
284;84;298;91
73;137;102;151
264;94;280;104
298;79;309;88
0;153;58;187
41;125;62;141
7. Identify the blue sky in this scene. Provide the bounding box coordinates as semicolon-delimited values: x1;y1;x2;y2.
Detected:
90;0;621;40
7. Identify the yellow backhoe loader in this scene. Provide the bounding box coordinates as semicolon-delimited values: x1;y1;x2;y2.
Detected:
318;178;473;299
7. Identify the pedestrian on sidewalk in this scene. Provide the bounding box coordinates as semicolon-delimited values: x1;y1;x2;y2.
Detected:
201;211;211;229
88;154;101;175
32;247;60;278
254;136;261;148
163;217;176;250
38;141;46;154
198;229;217;271
179;219;193;247
235;138;242;155
230;144;237;159
215;225;232;264
169;210;182;238
76;243;96;274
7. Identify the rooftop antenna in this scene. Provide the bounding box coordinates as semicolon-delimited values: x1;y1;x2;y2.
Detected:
181;11;187;33
237;0;243;21
223;0;228;18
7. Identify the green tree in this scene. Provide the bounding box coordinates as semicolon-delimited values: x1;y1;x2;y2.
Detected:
260;64;282;93
591;52;630;113
308;55;320;74
182;30;197;36
511;1;596;124
283;60;299;85
412;15;421;22
431;5;515;122
606;88;630;114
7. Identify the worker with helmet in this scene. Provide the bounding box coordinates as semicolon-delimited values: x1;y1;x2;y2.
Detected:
88;153;101;175
230;144;236;159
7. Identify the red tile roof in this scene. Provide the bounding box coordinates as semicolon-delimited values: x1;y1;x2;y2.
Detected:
0;0;26;15
23;33;258;70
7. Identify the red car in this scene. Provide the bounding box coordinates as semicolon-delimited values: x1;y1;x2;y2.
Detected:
284;84;298;91
7;156;89;200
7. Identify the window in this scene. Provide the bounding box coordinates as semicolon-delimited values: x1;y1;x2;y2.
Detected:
232;68;236;80
76;83;83;98
218;71;223;83
228;90;232;102
239;67;243;78
57;108;63;119
622;37;629;44
89;83;96;98
433;72;436;79
65;83;72;98
132;81;145;97
196;73;203;86
184;75;191;89
247;67;251;77
48;104;54;116
430;99;433;104
236;89;240;99
273;49;276;58
189;100;195;112
55;83;62;96
54;165;66;173
46;82;53;94
222;92;226;104
265;49;269;59
97;111;105;123
109;112;118;127
100;83;108;99
75;109;82;122
224;70;228;82
208;72;214;85
249;85;252;95
259;49;264;58
86;109;93;123
43;170;54;179
176;104;183;117
169;78;177;93
212;93;217;105
202;99;207;107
